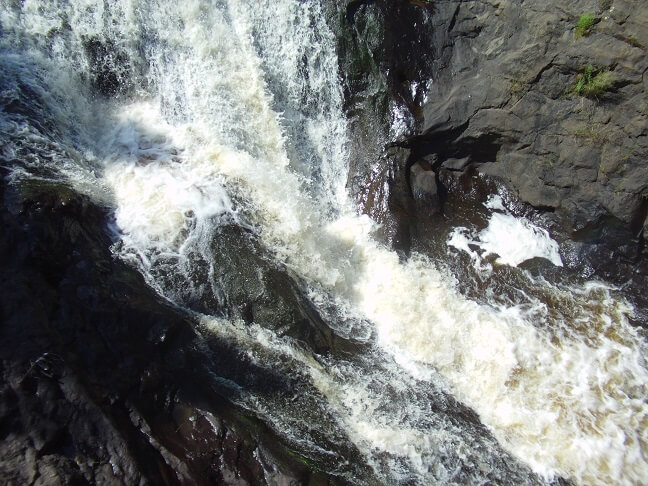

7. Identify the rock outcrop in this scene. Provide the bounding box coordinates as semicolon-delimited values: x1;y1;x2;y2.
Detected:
414;0;647;232
0;177;353;484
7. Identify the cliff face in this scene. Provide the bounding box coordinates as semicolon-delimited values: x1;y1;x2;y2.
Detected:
335;0;648;313
416;0;647;232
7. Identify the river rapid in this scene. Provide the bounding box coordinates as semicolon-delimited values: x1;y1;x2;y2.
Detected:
1;1;646;484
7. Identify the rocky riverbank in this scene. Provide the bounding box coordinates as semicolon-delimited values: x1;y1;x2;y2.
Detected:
0;175;349;484
333;0;648;318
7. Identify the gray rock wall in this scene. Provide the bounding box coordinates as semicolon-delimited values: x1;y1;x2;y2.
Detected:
415;0;648;234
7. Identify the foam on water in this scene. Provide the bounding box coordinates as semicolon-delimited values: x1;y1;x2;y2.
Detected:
101;103;236;249
449;195;563;268
350;255;647;483
480;213;563;267
2;1;647;484
199;315;537;484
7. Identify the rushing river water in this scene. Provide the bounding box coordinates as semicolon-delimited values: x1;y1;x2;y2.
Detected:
1;1;647;484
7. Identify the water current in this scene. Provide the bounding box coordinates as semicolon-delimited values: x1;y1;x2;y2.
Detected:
1;1;646;484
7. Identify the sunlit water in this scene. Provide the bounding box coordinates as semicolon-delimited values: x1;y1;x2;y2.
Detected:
1;1;646;484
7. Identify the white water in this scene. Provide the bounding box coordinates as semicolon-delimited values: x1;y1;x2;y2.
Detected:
449;195;563;268
2;1;647;484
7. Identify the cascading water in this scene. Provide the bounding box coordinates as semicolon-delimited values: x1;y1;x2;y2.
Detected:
1;1;646;484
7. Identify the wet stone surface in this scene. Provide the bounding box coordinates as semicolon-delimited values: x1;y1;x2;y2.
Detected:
0;175;355;485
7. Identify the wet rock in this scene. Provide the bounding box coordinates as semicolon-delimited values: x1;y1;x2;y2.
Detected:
205;224;369;356
333;0;648;316
0;173;354;484
409;161;440;214
351;146;415;253
329;0;439;254
82;37;134;97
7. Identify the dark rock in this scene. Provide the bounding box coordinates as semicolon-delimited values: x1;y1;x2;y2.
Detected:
0;172;359;484
329;0;440;253
82;37;138;97
409;161;440;214
405;0;648;233
206;224;370;356
351;145;416;253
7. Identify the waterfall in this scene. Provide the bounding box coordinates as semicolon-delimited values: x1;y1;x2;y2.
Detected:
1;1;646;484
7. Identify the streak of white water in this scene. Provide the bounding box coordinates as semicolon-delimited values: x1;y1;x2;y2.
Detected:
1;1;647;484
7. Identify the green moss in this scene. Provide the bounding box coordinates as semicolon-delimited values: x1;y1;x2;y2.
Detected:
509;78;527;96
508;71;536;98
541;153;558;167
572;65;614;99
575;13;597;38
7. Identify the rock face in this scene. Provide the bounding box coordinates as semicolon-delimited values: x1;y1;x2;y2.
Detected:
334;0;648;314
328;0;441;251
415;0;648;232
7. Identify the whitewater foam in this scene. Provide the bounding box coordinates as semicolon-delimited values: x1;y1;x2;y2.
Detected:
448;195;563;268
